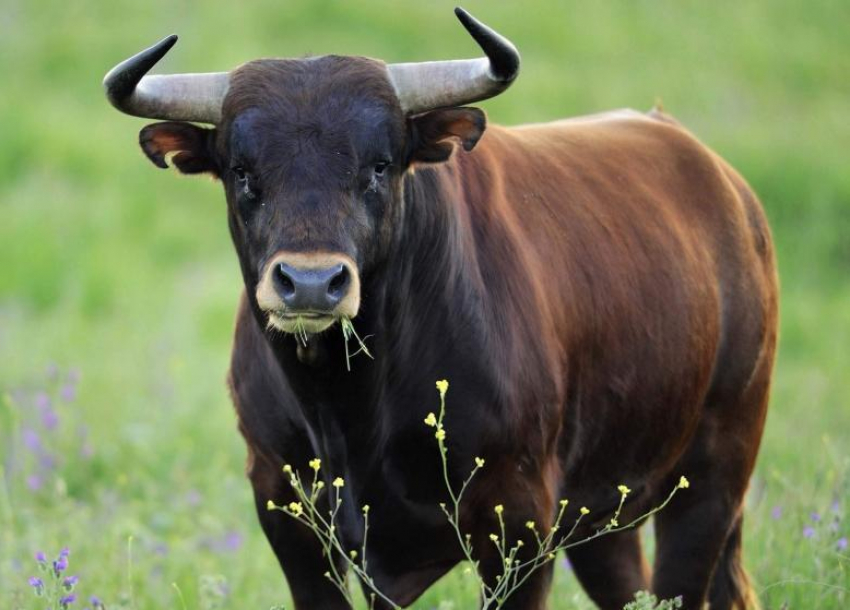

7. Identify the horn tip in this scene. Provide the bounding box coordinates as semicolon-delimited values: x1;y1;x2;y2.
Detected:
454;7;473;26
453;7;520;84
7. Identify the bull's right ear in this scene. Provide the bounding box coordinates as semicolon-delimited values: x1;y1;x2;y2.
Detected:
139;122;219;176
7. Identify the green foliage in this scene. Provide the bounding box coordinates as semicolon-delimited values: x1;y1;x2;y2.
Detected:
1;0;849;608
622;591;682;610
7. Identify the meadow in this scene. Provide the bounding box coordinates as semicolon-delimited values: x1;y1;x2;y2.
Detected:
1;0;848;608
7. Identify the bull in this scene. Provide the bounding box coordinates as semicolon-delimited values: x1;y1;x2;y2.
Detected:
103;8;778;609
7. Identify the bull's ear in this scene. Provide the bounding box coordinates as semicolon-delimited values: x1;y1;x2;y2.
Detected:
139;122;219;176
408;107;486;164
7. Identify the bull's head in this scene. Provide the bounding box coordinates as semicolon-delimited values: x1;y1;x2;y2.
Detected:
104;8;519;337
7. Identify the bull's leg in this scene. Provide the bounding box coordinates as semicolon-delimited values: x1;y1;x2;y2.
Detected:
707;513;760;610
472;480;558;610
650;475;742;609
249;452;352;610
476;541;555;610
565;528;650;610
653;347;771;609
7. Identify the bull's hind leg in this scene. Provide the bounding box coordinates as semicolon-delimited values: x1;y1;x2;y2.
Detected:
652;407;765;607
565;528;650;610
708;514;760;610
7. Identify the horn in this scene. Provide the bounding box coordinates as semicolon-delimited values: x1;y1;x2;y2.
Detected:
103;35;229;123
387;7;520;115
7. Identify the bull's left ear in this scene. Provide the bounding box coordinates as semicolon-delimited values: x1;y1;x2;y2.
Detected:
408;107;486;164
139;121;219;176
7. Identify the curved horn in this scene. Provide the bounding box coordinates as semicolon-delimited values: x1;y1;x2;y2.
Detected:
387;7;520;115
103;35;229;123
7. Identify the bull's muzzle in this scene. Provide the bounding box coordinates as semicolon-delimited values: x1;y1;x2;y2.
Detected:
256;252;360;334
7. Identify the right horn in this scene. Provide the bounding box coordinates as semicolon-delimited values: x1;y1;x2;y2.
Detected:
387;7;520;115
103;35;230;124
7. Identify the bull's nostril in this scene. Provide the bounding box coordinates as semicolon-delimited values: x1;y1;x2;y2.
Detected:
276;264;296;299
327;265;349;300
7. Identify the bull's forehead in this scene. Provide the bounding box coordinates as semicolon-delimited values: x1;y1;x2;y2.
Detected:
220;56;405;186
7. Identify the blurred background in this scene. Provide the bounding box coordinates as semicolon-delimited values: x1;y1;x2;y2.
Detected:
1;0;848;607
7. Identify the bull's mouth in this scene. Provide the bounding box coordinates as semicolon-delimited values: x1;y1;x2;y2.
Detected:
266;311;337;336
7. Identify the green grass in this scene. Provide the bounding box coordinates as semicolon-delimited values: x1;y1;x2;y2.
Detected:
1;0;849;607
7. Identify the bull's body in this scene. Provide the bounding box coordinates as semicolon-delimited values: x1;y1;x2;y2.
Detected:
105;9;777;607
230;110;777;609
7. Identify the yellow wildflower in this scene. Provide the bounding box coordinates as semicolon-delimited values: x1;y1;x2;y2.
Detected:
610;518;618;527
679;476;690;489
494;504;504;516
309;458;321;472
362;504;370;514
435;428;446;441
349;550;358;559
424;412;438;427
288;502;303;517
559;499;569;508
489;534;499;543
475;457;485;468
282;464;292;474
525;520;536;530
332;477;345;488
580;507;590;515
266;500;275;511
618;484;631;496
436;379;449;397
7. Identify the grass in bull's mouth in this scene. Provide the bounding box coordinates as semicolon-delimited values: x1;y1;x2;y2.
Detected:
292;316;310;348
340;315;374;371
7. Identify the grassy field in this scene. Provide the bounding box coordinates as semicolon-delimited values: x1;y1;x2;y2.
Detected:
1;0;849;607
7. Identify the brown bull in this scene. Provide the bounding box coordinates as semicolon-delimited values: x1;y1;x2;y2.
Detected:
104;8;778;609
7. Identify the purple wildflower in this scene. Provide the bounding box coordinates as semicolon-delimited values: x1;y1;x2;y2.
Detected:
60;384;77;403
59;593;77;608
22;429;42;451
59;547;70;558
810;511;821;523
803;526;816;539
35;551;47;563
28;576;44;593
53;556;68;575
63;575;79;590
90;596;104;609
34;392;51;411
838;537;848;551
770;505;782;520
26;475;43;491
223;530;244;552
831;500;841;514
42;407;59;430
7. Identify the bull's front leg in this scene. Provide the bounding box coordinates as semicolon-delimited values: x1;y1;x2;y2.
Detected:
474;520;556;610
471;466;559;610
249;452;352;610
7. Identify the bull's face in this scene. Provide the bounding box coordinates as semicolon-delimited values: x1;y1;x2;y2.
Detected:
104;9;518;340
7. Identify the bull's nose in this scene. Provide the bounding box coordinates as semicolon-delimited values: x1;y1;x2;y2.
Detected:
275;263;350;312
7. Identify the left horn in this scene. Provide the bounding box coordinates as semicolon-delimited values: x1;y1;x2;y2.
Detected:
387;7;520;115
103;35;229;123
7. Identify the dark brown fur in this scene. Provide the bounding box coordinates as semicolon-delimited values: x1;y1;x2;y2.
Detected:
139;57;777;610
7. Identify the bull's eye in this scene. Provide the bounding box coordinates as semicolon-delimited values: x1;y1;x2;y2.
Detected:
232;166;257;201
374;161;389;176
